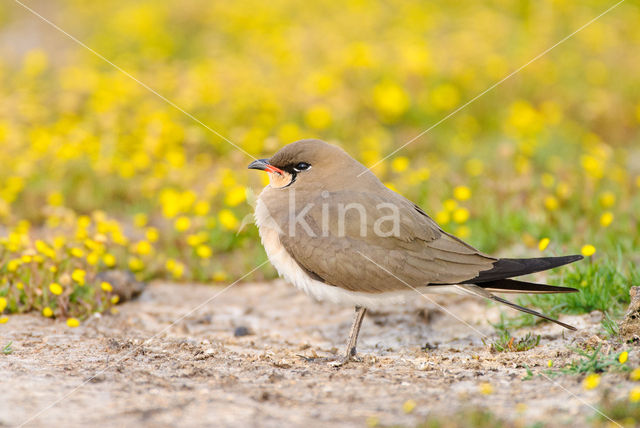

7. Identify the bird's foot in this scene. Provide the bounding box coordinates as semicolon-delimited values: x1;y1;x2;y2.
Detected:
328;353;362;368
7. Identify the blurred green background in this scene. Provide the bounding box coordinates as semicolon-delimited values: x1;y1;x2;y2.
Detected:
0;0;638;321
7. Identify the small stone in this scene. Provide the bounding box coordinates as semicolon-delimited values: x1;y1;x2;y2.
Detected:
234;326;250;337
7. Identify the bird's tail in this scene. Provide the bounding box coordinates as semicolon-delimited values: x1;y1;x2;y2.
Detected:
456;283;577;330
462;255;583;284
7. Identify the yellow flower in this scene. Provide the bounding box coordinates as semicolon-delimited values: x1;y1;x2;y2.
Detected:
219;209;239;230
600;212;613;227
452;207;470;223
479;382;493;395
456;225;471;239
16;282;24;290
365;416;380;427
145;227;159;242
224;186;246;207
134;240;153;255
196;244;212;259
619;351;628;364
583;374;600;390
42;307;53;317
443;199;457;211
465;159;484;176
538;237;550;251
101;281;113;292
0;316;8;324
128;257;144;271
0;297;6;312
391;157;410;173
453;186;471;201
103;253;117;267
133;213;148;228
71;269;86;286
86;252;100;266
49;282;63;295
110;295;120;304
212;271;227;282
304;104;332;130
435;210;450;225
547;360;553;368
66;318;80;328
544;195;559;211
581;245;596;257
599;191;615;208
174;216;191;232
402;399;417;414
194;200;210;216
70;247;85;258
7;259;21;272
629;387;640;403
630;367;640;381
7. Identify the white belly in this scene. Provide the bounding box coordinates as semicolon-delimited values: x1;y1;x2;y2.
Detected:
254;197;457;309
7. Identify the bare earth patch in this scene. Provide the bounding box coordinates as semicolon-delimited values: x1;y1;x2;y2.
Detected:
0;281;633;427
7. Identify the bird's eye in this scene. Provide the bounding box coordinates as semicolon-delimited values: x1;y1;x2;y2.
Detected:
293;162;311;172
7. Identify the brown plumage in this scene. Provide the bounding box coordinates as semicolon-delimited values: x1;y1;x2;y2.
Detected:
249;139;583;364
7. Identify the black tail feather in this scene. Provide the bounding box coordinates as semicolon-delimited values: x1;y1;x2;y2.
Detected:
463;255;583;284
489;294;577;331
478;278;578;294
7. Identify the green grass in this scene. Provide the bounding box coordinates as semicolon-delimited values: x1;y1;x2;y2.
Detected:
545;346;629;377
2;341;12;355
483;329;540;353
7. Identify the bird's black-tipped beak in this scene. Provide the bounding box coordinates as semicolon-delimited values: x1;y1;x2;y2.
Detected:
248;159;284;175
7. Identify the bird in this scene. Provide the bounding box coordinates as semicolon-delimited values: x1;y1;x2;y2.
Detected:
248;139;582;365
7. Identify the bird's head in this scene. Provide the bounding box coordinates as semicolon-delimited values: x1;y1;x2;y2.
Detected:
248;139;374;191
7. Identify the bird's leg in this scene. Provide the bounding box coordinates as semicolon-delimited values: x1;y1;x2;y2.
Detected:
331;306;367;367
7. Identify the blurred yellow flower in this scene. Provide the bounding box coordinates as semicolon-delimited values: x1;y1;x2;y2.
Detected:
619;351;628;364
456;225;471;239
128;257;144;271
103;253;117;267
145;227;159;242
0;316;8;324
583;374;600;390
196;244;212;259
538;238;550;251
453;186;471;201
101;281;113;292
194;200;210;216
111;295;120;304
49;283;63;295
402;399;417;414
464;159;484;176
0;297;7;312
304;104;332;130
134;240;153;255
224;186;246;207
391;157;410;173
42;307;53;317
70;247;85;258
435;210;450;225
443;199;457;211
600;212;614;227
581;245;596;257
71;269;86;286
630;367;640;381
66;318;80;328
219;209;239;230
431;83;460;111
174;216;191;232
452;207;470;223
479;382;493;395
630;387;640;403
599;191;615;208
133;213;148;228
544;195;559;211
373;81;410;120
212;271;227;282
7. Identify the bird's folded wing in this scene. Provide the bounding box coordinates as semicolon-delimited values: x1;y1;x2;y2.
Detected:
278;190;496;293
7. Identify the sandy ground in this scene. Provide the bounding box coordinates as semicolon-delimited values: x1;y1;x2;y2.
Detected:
0;280;633;427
